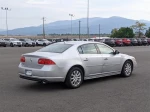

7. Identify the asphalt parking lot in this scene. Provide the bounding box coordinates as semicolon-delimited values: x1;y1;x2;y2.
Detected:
0;46;150;112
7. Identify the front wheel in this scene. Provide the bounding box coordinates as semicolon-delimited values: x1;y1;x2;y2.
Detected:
10;43;14;47
121;61;133;77
65;67;83;89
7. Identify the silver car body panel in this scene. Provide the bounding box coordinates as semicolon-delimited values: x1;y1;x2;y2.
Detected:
19;41;137;82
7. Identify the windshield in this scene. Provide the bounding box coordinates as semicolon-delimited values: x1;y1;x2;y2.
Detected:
25;39;32;41
11;39;18;41
37;43;73;53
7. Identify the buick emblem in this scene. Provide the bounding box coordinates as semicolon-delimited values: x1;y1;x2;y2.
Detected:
30;58;32;62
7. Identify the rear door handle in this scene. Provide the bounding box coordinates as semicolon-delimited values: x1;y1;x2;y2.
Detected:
104;58;108;60
83;58;88;61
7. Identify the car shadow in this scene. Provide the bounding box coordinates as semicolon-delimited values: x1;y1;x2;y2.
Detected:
20;74;135;91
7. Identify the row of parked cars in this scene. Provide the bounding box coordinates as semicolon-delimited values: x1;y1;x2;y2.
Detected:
0;38;51;47
88;38;150;47
0;37;150;47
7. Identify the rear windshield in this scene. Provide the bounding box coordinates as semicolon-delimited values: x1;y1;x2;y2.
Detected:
37;43;73;53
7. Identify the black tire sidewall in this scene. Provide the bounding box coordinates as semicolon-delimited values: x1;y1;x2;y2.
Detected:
121;61;133;77
10;43;14;47
65;67;83;89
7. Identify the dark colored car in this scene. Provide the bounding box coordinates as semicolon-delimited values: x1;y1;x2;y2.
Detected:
147;38;150;45
130;38;138;46
136;38;142;46
122;38;131;46
0;39;6;47
141;38;148;46
104;39;116;47
114;38;123;46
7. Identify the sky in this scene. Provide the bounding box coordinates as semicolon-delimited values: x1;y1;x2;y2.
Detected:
0;0;150;30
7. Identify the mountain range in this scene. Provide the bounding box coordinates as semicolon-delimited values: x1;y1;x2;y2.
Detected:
0;16;150;35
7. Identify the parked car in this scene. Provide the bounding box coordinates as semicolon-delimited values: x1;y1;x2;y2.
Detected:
146;38;150;45
130;38;138;46
36;39;51;46
4;38;22;47
19;41;137;88
103;39;116;47
19;39;36;47
114;38;123;46
136;38;142;46
0;39;7;47
141;38;148;46
122;38;131;46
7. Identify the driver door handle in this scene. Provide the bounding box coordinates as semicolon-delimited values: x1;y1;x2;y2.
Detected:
83;58;88;61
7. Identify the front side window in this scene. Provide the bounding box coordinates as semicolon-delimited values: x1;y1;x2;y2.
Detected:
97;44;114;54
80;44;98;54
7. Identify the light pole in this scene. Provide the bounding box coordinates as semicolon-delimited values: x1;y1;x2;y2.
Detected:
79;20;81;39
69;14;74;35
87;0;89;38
99;24;100;39
42;17;46;39
1;7;11;37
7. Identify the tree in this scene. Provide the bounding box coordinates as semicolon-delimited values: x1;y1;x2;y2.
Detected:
117;27;135;38
111;27;134;38
131;21;146;38
145;27;150;38
110;28;118;38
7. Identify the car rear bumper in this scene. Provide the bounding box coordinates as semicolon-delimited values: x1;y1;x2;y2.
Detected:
19;73;64;82
18;64;66;82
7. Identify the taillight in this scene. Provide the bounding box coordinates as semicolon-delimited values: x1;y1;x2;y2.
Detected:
20;56;25;62
38;58;55;65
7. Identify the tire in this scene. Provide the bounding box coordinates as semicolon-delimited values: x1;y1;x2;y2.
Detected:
43;43;46;46
121;60;133;77
36;42;39;46
25;43;28;47
10;43;14;47
65;67;83;89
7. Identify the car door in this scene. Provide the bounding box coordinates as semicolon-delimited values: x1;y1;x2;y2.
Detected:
96;44;122;74
78;44;103;76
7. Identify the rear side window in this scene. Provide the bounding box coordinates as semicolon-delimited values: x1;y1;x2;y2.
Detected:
37;44;73;53
79;44;98;54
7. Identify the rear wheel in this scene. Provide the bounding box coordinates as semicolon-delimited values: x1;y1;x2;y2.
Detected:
25;43;28;47
10;43;14;47
65;67;83;89
43;43;46;46
121;60;133;77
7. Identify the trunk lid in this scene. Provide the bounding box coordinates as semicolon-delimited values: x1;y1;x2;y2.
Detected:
21;52;60;69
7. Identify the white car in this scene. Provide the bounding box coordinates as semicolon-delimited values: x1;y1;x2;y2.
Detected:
19;41;137;88
4;38;22;47
36;39;51;46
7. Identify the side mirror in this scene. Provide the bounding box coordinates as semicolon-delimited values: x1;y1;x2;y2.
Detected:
113;50;120;55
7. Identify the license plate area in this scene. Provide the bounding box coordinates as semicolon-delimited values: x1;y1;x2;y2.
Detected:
25;70;32;76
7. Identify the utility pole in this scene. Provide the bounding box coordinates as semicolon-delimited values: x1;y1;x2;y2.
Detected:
99;24;100;39
79;20;81;39
42;17;46;39
1;7;11;37
69;14;74;35
87;0;90;38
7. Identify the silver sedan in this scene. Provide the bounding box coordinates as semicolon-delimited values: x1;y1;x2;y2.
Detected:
19;41;137;88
